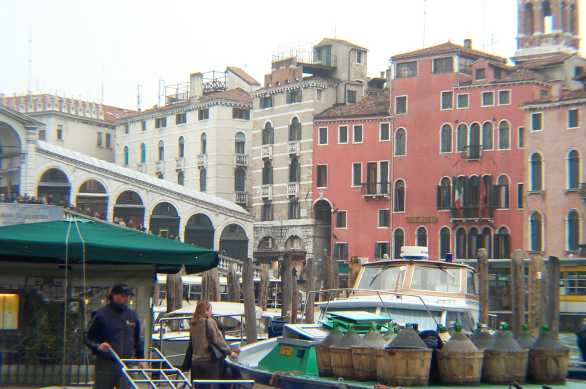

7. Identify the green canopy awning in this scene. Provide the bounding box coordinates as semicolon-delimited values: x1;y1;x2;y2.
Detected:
0;219;218;273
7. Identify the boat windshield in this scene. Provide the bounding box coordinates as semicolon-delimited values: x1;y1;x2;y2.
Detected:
411;266;460;293
358;266;406;291
466;270;478;295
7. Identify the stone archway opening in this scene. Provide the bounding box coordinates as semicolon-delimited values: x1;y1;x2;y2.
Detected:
185;213;215;249
313;200;332;259
76;179;108;220
149;202;180;239
37;168;71;206
0;122;23;198
219;224;248;260
113;190;145;229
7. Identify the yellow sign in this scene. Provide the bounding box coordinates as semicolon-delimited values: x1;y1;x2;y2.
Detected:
279;345;294;357
0;293;19;330
406;216;438;224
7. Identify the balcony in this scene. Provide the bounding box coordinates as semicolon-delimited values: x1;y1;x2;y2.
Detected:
288;141;300;156
235;153;248;167
260;185;272;200
361;182;390;199
261;145;273;160
450;206;494;223
197;154;207;167
234;191;248;205
463;145;482;161
155;160;165;173
287;182;299;197
136;163;147;173
175;157;185;171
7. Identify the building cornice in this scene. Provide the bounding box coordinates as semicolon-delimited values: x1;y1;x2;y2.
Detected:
455;79;551;90
27;110;116;128
523;97;586;111
314;115;392;124
253;78;337;98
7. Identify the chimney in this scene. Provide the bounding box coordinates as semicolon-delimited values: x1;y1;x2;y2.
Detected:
190;72;204;101
464;39;472;49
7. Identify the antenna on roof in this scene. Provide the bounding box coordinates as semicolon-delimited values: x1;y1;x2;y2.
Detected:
100;81;104;104
27;26;33;94
137;84;142;111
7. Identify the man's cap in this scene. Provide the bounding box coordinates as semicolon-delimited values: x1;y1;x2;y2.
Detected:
110;283;134;296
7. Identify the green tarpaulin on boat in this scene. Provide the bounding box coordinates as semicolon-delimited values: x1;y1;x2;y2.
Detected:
0;218;218;273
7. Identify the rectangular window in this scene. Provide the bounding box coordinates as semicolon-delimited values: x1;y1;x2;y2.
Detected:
347;90;357;104
378;209;390;227
481;91;495;107
57;125;64;141
498;90;511;105
261;202;273;221
441;91;453;110
395;96;407;115
232;108;250;120
375;242;390;259
517;183;524;208
379;123;390;141
517;127;525;148
353;125;363;143
155;117;167;128
568;109;579;128
288;200;300;219
317;165;328;187
198;109;209;120
338;126;348;144
0;293;19;330
38;129;46;141
352;163;362;187
97;131;103;146
333;243;349;260
475;68;486;80
396;61;417;78
356;50;364;64
176;113;187;125
335;211;347;228
531;112;543;132
433;57;454;74
124;124;129;134
105;133;112;149
457;94;469;109
260;96;273;109
318;127;328;145
286;89;302;104
141;120;147;131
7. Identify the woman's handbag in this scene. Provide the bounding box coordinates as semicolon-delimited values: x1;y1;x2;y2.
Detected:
205;319;224;360
180;338;193;371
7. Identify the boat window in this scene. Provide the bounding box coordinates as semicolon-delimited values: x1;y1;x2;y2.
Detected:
380;308;442;332
446;311;475;332
466;270;478;295
411;267;460;293
357;266;406;291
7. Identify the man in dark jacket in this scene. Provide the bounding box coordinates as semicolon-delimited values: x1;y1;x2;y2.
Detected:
85;284;145;389
577;319;586;361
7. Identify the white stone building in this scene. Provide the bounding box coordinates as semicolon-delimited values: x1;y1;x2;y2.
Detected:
1;93;132;162
114;67;260;208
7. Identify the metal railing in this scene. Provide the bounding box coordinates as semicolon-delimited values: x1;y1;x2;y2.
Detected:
155;160;165;173
235;153;248;166
287;182;299;197
287;141;300;156
233;191;248;205
450;205;495;220
175;157;185;170
261;144;273;159
260;184;272;200
361;182;390;198
197;154;207;167
463;145;482;160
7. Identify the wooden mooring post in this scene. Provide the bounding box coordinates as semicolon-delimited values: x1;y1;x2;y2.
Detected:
528;253;545;336
202;268;220;302
510;250;526;337
242;257;258;344
546;256;561;337
291;268;299;324
227;264;241;302
304;258;316;324
259;264;270;310
281;254;293;322
477;248;489;326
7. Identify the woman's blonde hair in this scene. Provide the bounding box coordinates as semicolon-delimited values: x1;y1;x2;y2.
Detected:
192;300;211;323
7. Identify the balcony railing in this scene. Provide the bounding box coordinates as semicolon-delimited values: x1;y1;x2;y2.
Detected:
288;141;300;156
136;163;147;173
287;182;299;197
463;145;482;161
450;206;494;221
234;191;248;205
261;144;273;160
155;160;165;173
175;157;185;170
197;154;207;167
260;184;272;200
361;182;391;199
235;153;248;166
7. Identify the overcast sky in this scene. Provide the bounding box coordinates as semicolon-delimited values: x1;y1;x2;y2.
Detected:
1;0;584;109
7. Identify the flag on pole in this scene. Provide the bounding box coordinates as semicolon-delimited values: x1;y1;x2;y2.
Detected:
454;177;464;208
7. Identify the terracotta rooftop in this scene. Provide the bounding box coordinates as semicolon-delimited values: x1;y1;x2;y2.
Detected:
518;53;575;69
227;66;260;86
199;87;252;104
524;88;586;106
391;42;506;63
315;94;389;119
316;37;367;51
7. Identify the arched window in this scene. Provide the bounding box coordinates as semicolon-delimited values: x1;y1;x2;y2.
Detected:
200;133;207;154
530;212;543;252
158;140;165;161
456;228;467;259
177;171;184;186
567;210;580;251
262;122;274;145
394;180;405;212
482;122;493;150
498;120;510;149
289;117;301;141
235;167;246;192
481;227;493;258
416;227;427;247
289;157;300;182
440;227;451;259
123;146;129;166
178;136;185;158
497;175;510;209
457;123;467;152
440;124;452;153
524;2;535;35
235;132;246;154
438;177;451;210
393;229;404;259
569;3;577;34
542;0;553;33
140;143;146;163
469;175;481;207
494;227;511;259
567;150;580;190
530;153;543;191
262;161;273;185
468;227;480;259
394;128;406;156
469;123;481;152
199;168;207;192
